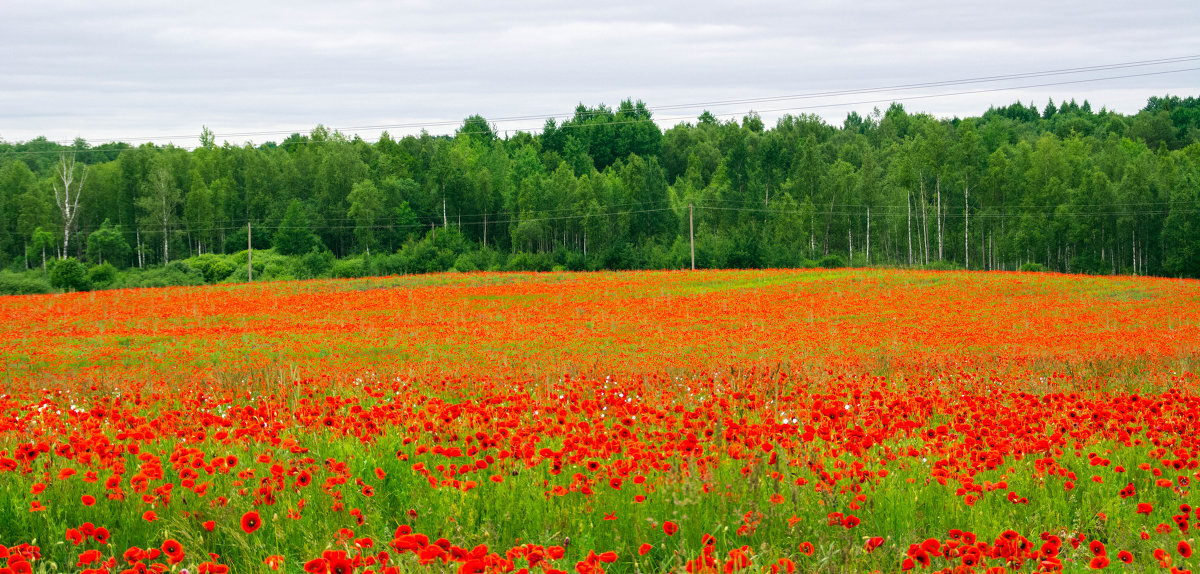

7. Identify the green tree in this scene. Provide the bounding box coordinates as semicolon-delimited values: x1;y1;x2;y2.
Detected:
86;219;132;267
29;227;56;272
347;180;385;255
137;165;182;264
1162;164;1199;277
273;200;321;256
184;179;216;254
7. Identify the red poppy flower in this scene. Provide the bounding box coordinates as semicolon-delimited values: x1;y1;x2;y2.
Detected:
241;510;262;534
663;521;678;536
162;539;185;564
65;528;83;545
1117;550;1133;563
638;544;652;556
1179;540;1193;559
329;558;354;574
81;495;96;506
162;539;183;556
304;558;328;573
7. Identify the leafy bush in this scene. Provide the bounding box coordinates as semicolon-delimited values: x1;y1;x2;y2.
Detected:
122;261;205;288
87;263;119;289
452;253;478;272
504;252;553;272
331;258;366;279
1019;262;1048;272
48;257;90;291
0;272;53;295
299;249;335;278
819;254;848;269
186;254;237;283
367;253;406;277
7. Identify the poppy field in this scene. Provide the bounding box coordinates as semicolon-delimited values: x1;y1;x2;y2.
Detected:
1;268;1199;574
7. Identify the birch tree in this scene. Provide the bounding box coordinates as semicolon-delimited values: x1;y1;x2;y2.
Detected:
52;153;87;258
137;166;181;264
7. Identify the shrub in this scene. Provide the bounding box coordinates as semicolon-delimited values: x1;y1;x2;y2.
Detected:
87;263;119;289
49;257;90;291
367;253;406;277
186;254;237;283
300;249;335;278
1019;262;1048;273
331;258;366;279
819;254;848;269
122;261;205;288
452;253;478;273
0;272;53;295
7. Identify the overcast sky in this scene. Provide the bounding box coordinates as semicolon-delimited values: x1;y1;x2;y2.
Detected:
3;0;1199;147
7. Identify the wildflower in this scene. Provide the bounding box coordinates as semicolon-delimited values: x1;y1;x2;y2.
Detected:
241;510;262;534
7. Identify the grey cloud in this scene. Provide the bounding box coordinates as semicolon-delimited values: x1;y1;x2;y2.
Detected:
1;0;1197;145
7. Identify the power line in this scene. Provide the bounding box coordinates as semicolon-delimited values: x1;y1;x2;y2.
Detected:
2;55;1197;151
645;55;1200;113
49;196;1197;238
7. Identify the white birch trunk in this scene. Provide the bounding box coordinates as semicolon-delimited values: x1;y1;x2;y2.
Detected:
52;153;87;258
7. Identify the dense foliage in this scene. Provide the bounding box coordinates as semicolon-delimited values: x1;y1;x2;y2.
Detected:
2;95;1199;291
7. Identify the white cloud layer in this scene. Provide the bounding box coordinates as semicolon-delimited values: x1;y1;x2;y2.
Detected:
2;0;1198;146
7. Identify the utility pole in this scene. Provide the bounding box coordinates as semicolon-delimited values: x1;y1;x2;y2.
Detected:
247;221;253;281
936;175;943;262
866;205;871;264
906;188;913;266
964;173;970;270
689;202;695;271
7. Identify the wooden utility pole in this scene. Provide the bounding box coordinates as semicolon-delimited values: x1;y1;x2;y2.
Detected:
964;173;970;270
936;175;943;262
906;188;913;266
247;221;253;281
866;205;871;264
689;202;695;270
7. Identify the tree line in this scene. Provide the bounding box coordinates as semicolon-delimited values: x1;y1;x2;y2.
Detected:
1;95;1198;292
